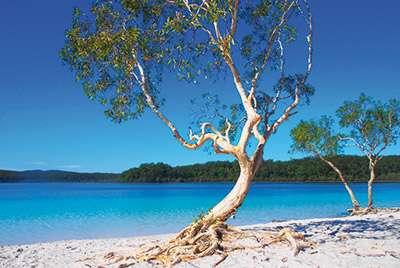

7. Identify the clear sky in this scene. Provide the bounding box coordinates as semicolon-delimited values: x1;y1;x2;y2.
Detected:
1;0;399;173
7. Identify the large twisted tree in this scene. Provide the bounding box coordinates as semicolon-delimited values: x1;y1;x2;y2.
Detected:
62;0;313;265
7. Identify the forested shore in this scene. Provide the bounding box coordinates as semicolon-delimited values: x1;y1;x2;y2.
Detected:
1;155;399;183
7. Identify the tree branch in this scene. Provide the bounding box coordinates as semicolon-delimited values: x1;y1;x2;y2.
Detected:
269;0;313;133
229;0;239;38
248;0;297;101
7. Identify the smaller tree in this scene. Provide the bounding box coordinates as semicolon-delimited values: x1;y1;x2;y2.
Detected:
290;116;361;212
337;94;400;209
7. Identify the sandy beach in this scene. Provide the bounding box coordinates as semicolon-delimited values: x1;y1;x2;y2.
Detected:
1;208;399;268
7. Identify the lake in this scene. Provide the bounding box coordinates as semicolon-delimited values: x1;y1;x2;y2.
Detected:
0;182;399;246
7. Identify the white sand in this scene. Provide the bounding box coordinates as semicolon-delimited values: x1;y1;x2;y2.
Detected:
1;208;399;268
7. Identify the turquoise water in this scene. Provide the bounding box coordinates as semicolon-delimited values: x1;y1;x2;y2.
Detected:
0;183;399;246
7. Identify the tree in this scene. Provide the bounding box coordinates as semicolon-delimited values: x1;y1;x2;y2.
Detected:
337;94;400;209
61;0;313;264
290;116;361;212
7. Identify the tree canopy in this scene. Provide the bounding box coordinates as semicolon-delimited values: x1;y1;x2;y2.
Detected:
61;0;314;133
337;94;400;159
289;116;343;157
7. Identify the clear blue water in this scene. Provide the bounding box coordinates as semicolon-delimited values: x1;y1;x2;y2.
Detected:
0;182;399;246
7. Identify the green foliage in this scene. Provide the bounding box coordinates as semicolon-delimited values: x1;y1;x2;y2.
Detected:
0;170;19;182
274;74;315;105
2;156;399;183
61;0;176;122
119;161;239;183
254;74;315;135
190;93;245;142
0;170;118;183
117;156;400;183
336;94;400;153
192;208;208;223
241;1;298;81
290;116;342;157
61;0;314;131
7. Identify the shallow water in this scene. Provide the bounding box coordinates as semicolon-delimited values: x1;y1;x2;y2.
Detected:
0;182;399;246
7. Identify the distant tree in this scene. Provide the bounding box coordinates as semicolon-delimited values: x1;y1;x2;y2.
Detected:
337;94;400;209
290;116;361;212
61;0;313;263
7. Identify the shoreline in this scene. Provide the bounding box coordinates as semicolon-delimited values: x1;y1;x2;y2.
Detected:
1;208;399;267
2;181;400;185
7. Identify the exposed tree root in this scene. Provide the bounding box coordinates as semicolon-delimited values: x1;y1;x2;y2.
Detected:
347;207;370;216
97;220;312;267
78;207;400;267
348;206;399;216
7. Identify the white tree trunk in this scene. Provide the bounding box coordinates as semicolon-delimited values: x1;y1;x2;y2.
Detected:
204;159;254;223
367;165;376;208
318;155;360;211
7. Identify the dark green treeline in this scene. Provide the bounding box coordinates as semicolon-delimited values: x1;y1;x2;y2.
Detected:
0;170;119;183
2;155;398;183
120;155;400;183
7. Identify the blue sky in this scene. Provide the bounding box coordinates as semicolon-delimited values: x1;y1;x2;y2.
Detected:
1;0;399;173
